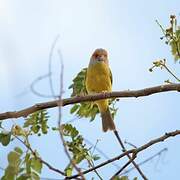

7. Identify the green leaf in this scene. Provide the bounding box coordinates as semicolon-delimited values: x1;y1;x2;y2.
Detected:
70;104;80;114
1;167;16;180
85;155;93;161
170;40;177;55
17;174;31;180
8;151;21;167
41;121;48;134
113;176;120;180
62;124;93;174
14;147;23;155
31;158;42;173
0;132;11;146
71;129;79;139
31;125;40;134
24;110;49;135
26;156;31;174
2;149;23;180
113;176;130;180
23;118;34;127
31;171;40;180
0;121;2;128
65;166;73;177
69;68;87;97
119;176;129;180
92;154;100;161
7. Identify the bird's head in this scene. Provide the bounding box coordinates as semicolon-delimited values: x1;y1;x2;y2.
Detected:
90;48;109;65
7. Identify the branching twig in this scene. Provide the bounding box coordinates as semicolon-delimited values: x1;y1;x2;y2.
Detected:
0;83;180;121
124;140;137;148
14;136;66;176
113;130;148;180
110;156;136;180
68;130;180;179
87;160;103;180
30;35;61;98
156;19;180;59
49;35;60;97
120;148;168;175
163;64;180;82
84;138;120;169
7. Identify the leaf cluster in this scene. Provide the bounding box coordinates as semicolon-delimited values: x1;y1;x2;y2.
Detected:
150;16;180;83
0;111;47;179
61;124;99;176
24;110;49;135
157;15;180;61
1;147;42;180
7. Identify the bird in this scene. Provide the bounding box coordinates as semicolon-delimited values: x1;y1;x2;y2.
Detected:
85;48;116;132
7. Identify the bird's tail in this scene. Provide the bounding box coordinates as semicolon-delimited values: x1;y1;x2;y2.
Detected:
101;108;116;132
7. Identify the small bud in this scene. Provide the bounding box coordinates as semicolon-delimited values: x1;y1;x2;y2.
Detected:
160;36;164;40
149;68;153;72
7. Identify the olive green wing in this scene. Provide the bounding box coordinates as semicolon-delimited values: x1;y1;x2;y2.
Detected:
83;68;88;94
109;68;113;85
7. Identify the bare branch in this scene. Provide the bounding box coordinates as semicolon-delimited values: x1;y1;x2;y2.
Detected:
0;83;179;121
120;148;168;175
113;130;147;180
68;130;180;179
15;136;66;176
110;155;136;180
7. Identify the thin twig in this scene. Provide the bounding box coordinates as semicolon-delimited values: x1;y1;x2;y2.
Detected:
30;73;58;98
87;160;103;180
87;140;103;179
155;20;166;36
113;130;148;180
30;35;60;98
163;64;180;82
120;148;168;175
110;156;136;180
0;83;180;121
124;140;137;148
14;135;66;176
49;35;60;97
85;138;120;169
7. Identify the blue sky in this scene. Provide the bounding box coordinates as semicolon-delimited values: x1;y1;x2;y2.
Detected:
0;0;180;179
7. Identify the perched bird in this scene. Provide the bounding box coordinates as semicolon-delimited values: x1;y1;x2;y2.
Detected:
86;48;116;132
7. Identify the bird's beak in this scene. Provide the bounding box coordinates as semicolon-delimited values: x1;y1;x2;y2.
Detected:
97;56;104;62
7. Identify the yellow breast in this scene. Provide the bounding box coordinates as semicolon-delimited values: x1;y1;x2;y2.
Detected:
86;62;112;93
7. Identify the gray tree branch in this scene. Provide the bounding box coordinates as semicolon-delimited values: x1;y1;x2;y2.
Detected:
0;83;180;121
